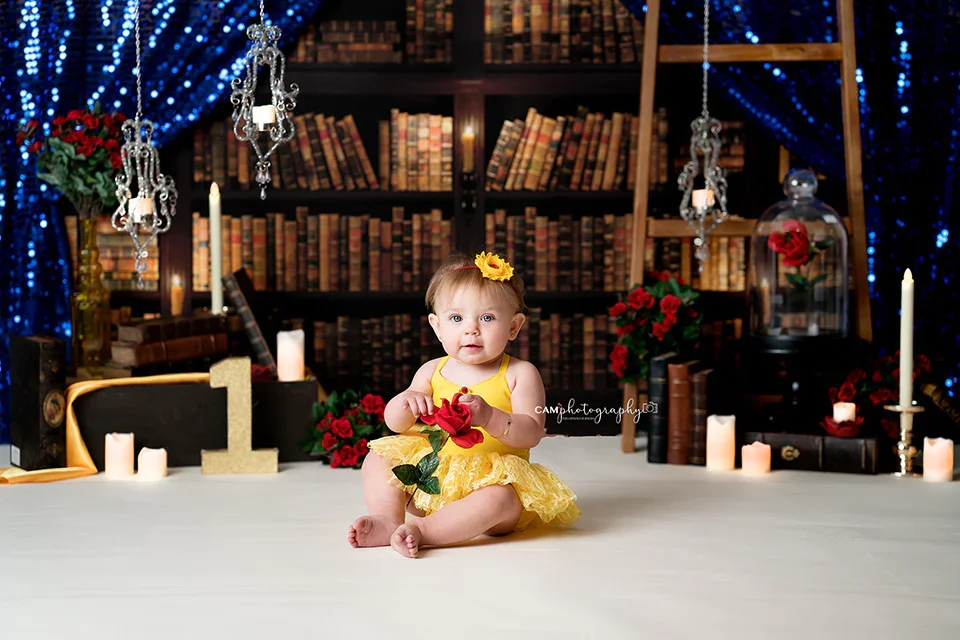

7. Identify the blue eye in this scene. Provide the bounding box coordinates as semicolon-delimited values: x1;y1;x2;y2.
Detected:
450;315;462;322
481;314;494;322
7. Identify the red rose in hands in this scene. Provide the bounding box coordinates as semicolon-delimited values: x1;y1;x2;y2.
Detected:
421;387;482;448
660;294;682;316
321;431;338;450
359;393;386;416
331;417;354;439
767;220;812;267
837;382;856;403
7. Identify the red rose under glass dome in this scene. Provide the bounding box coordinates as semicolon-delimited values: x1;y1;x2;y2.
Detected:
749;169;849;340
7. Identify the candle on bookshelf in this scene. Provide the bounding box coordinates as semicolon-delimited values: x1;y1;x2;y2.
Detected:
277;329;305;382
899;268;914;409
209;182;223;314
833;402;856;423
462;125;476;173
252;105;277;125
923;437;954;482
137;447;168;481
170;274;184;317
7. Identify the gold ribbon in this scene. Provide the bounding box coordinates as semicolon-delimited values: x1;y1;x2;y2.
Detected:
0;373;210;484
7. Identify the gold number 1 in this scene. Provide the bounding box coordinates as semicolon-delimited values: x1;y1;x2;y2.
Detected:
201;357;278;475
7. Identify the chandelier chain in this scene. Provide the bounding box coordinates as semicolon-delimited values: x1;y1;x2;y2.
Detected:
134;0;142;121
260;0;266;24
702;0;710;119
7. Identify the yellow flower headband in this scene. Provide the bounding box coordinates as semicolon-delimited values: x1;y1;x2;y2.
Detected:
454;252;514;282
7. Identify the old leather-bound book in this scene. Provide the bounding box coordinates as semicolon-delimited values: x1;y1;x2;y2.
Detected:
667;361;699;465
744;431;880;474
688;367;714;466
10;335;67;470
647;351;678;464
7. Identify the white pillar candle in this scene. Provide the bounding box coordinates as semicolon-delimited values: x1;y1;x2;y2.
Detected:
252;105;277;125
130;196;152;224
706;415;736;471
209;182;223;314
741;441;772;475
170;274;184;317
899;268;914;408
833;402;857;423
277;329;305;382
104;433;135;478
461;125;476;173
137;447;168;481
923;437;954;483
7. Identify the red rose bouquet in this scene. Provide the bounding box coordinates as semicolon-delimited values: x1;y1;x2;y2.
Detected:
767;220;835;292
301;390;389;469
608;270;702;384
17;102;128;219
826;353;932;440
392;387;482;497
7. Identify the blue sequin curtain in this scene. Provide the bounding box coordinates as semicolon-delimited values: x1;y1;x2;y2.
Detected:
623;0;959;394
0;0;325;443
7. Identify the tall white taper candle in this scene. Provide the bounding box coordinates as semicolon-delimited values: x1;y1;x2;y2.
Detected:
209;182;223;314
899;268;914;409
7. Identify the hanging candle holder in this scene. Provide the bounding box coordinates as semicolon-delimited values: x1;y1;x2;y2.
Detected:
677;0;729;272
230;0;299;200
111;0;178;290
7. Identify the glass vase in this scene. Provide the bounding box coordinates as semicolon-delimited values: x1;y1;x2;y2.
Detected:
71;217;111;376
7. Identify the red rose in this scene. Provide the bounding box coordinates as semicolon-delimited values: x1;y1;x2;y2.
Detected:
62;130;82;144
114;112;127;123
688;309;699;319
609;301;628;317
421;387;482;449
660;294;682;316
616;323;635;336
104;138;119;152
82;114;99;129
359;393;386;416
355;439;369;456
78;144;96;157
652;322;669;341
103;114;114;128
340;445;360;467
872;370;883;383
628;288;655;310
916;354;931;373
52;116;67;126
86;135;104;147
27;119;39;130
869;388;891;406
821;415;864;438
321;431;338;450
66;109;82;120
662;313;677;327
110;152;122;169
845;369;866;385
611;344;628;366
331;417;353;439
828;387;838;404
27;140;42;154
676;277;686;286
837;382;856;403
767;220;812;267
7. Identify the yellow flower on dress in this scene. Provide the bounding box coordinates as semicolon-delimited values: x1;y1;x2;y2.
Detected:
474;252;514;281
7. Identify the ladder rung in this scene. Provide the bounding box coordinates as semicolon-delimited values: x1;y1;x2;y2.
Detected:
659;43;842;64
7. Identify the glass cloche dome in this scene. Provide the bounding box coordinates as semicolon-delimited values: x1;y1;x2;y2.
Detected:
749;169;849;341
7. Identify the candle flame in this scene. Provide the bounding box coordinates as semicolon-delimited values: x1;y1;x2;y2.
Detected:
463;125;474;137
904;267;913;283
172;274;182;287
210;181;220;197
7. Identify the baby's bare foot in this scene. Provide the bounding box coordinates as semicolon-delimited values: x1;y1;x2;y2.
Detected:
391;522;423;559
348;515;402;548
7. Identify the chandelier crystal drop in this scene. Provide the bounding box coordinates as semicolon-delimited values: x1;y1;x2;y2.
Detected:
230;0;299;200
111;0;178;290
677;0;729;273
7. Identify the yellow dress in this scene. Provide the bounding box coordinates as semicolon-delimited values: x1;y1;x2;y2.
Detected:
368;354;581;531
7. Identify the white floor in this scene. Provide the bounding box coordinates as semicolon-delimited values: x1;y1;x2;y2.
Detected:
1;437;959;640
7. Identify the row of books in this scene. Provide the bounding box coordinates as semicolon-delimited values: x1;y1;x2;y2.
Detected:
648;235;749;293
303;309;621;394
485;106;670;192
190;207;455;294
64;216;162;292
674;121;747;174
193;111;455;193
485;208;633;292
291;21;404;65
484;0;644;65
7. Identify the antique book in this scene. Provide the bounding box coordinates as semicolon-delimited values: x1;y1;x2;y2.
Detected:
666;360;699;465
110;333;228;367
116;314;225;345
647;351;679;464
223;269;277;372
9;335;67;471
688;367;715;466
744;431;879;475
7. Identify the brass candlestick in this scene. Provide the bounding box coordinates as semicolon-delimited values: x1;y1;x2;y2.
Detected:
883;402;926;477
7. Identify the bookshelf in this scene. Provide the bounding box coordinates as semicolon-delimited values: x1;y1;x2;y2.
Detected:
99;0;786;434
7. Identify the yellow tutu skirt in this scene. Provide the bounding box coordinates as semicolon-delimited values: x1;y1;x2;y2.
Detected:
368;433;581;531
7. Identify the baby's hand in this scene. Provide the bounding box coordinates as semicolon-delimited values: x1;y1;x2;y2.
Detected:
458;394;493;429
401;390;435;419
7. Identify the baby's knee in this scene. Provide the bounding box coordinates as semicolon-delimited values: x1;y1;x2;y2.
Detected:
486;484;522;514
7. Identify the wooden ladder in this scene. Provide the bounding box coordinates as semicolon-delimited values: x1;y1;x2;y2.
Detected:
621;0;871;452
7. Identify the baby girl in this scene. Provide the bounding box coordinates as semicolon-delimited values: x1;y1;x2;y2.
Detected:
348;251;580;558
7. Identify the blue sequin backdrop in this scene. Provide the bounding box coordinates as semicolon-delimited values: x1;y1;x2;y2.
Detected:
1;1;957;442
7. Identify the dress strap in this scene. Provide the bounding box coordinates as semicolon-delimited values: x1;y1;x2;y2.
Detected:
434;356;450;378
497;354;511;377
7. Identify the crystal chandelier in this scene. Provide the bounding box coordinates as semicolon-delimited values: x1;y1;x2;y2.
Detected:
230;0;299;200
677;0;729;272
111;0;178;290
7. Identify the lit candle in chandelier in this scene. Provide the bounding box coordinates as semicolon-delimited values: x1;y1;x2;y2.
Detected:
692;189;715;210
462;125;476;173
252;105;277;127
130;197;152;224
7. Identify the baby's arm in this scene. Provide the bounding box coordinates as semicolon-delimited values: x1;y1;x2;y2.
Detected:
485;360;546;449
383;358;441;433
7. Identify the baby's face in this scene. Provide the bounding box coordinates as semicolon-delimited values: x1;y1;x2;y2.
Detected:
429;285;523;366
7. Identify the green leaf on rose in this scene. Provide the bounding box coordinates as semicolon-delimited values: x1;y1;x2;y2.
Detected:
667;278;682;297
418;476;441;495
682;324;700;341
427;430;445;453
312;402;323;422
355;422;375;437
417;452;439;478
311;440;328;455
651;281;667;298
392;464;421;486
786;272;809;290
814;239;835;250
807;274;829;287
